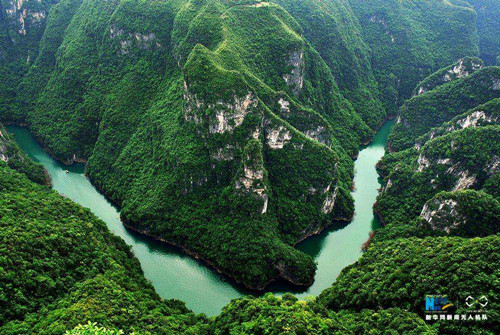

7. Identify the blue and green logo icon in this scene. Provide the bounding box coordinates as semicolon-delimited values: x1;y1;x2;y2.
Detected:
425;295;454;311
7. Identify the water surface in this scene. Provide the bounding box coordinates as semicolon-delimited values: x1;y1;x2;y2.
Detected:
7;120;393;315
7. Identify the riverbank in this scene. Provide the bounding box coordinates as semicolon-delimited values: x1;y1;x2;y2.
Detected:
6;119;395;315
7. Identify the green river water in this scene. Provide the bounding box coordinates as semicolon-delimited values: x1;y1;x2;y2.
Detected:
7;119;394;316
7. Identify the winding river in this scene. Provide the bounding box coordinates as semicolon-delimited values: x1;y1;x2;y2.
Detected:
7;119;394;316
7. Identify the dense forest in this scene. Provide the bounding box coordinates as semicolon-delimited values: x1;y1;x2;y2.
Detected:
0;0;495;290
0;158;439;334
0;0;499;333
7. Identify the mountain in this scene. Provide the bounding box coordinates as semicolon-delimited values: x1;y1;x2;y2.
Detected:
378;95;499;227
0;0;485;290
388;66;500;151
0;135;437;334
0;123;46;184
464;0;500;65
349;0;479;113
319;235;499;334
0;156;204;334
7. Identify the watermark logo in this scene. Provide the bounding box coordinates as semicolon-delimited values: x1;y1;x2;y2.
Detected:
424;294;489;322
425;295;454;311
465;296;488;308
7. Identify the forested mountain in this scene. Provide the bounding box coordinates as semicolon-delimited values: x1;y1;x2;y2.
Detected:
0;139;438;334
0;0;490;290
349;0;480;113
0;155;205;334
378;68;499;228
1;0;499;333
2;124;496;334
0;123;46;183
464;0;500;65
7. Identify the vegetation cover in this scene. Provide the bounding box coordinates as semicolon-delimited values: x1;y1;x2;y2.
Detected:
1;0;381;289
319;235;500;334
0;0;492;290
349;0;479;113
464;0;500;65
389;67;500;151
0;163;205;334
1;0;500;334
0;156;442;334
0;123;46;184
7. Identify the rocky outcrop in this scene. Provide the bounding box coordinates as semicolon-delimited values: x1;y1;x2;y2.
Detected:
235;140;269;214
265;125;292;149
283;50;304;95
421;197;461;233
419;191;499;237
414;99;499;150
109;23;161;55
4;0;48;37
414;57;484;96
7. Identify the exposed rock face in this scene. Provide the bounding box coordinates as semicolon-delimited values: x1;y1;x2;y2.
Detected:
414;57;484;96
0;129;8;162
109;23;160;55
209;93;256;134
4;0;48;37
235;161;269;214
183;82;258;134
321;184;338;214
414;105;499;150
421;198;461;233
283;50;304;95
266;125;292;149
417;154;430;172
274;95;333;147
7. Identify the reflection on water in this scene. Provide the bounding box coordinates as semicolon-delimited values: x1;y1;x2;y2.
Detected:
7;119;394;315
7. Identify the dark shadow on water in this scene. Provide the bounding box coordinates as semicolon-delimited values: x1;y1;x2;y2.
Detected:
296;220;351;258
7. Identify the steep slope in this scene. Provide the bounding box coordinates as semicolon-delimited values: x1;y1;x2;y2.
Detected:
464;0;500;65
319;235;500;334
0;0;57;120
377;99;499;227
349;0;479;113
0;158;439;334
0;0;394;289
413;56;484;96
0;164;204;334
389;66;500;151
0;123;46;184
419;190;499;237
270;0;386;129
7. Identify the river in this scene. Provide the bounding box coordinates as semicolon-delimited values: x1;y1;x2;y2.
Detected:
6;119;394;316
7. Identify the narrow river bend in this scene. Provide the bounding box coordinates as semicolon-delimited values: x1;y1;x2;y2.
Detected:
7;120;394;316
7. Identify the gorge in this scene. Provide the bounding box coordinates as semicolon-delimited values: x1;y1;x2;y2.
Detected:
5;119;394;316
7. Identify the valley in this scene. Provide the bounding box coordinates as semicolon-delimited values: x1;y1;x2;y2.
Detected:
5;119;394;316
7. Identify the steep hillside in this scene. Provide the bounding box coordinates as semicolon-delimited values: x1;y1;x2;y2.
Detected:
465;0;500;65
0;123;46;184
349;0;479;113
389;66;500;151
0;163;204;334
319;235;500;334
0;0;57;119
0;160;440;334
0;0;392;289
419;190;499;237
270;0;386;129
413;56;484;96
377;99;499;227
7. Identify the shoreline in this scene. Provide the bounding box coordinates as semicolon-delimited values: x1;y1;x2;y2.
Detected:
8;118;395;292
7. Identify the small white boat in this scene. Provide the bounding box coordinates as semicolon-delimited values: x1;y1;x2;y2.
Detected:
64;170;69;174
